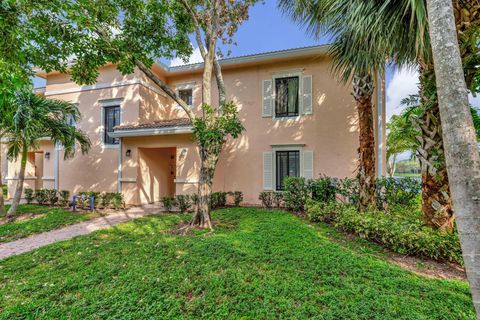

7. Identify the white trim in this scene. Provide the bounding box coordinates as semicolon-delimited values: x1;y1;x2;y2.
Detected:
120;177;137;183
41;176;55;181
109;126;194;138
169;45;329;74
6;176;37;181
44;79;167;97
272;71;304;120
174;179;199;184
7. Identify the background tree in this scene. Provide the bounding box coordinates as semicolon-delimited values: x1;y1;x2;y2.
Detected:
12;0;257;229
4;89;90;218
386;112;418;177
426;0;480;315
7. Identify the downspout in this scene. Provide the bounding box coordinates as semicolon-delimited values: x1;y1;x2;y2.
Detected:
376;69;385;177
118;138;122;193
54;143;59;190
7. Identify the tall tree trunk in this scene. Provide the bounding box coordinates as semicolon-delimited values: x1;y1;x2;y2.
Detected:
7;144;27;218
352;72;376;211
426;0;480;316
0;140;5;217
191;148;218;230
415;62;454;231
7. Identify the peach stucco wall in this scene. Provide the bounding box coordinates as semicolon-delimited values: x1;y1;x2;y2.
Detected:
7;50;385;205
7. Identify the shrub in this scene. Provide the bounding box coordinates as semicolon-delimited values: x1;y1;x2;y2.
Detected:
176;195;191;213
110;193;124;210
283;176;310;212
310;175;337;203
161;196;176;212
2;185;6;197
229;191;243;206
44;189;58;206
24;188;34;204
336;177;359;205
306;200;462;264
273;192;283;208
259;191;273;208
211;192;227;209
305;199;344;224
98;193;109;208
375;177;421;210
34;189;47;205
59;190;70;207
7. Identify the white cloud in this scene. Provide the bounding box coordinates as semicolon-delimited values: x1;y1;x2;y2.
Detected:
170;46;203;67
386;67;419;121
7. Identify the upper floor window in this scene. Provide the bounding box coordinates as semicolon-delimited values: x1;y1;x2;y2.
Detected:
178;88;193;107
275;150;300;190
275;76;299;117
104;106;120;145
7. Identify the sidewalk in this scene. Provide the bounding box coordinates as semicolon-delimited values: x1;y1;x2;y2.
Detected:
0;203;164;260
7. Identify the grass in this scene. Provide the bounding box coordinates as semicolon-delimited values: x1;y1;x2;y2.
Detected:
394;172;421;178
0;208;474;319
0;205;99;243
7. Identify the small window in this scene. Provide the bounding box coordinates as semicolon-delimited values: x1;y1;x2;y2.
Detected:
104;106;120;145
276;150;300;190
178;88;193;107
275;76;299;117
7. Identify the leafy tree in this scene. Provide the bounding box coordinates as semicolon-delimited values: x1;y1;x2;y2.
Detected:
426;0;480;316
10;0;257;229
386;95;480;178
3;89;90;218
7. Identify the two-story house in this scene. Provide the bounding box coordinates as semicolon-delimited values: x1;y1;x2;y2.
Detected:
3;45;386;205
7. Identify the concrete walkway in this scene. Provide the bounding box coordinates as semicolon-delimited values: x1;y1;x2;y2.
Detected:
0;203;165;260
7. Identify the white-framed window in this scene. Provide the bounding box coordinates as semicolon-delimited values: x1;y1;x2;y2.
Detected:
263;145;314;191
262;71;312;119
176;82;195;108
99;98;123;148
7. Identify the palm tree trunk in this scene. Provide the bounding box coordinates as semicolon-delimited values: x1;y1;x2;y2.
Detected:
0;140;5;217
415;63;454;231
7;144;28;218
352;72;376;211
426;0;480;316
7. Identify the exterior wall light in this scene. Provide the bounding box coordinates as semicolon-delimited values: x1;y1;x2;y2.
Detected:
45;152;50;160
126;149;132;157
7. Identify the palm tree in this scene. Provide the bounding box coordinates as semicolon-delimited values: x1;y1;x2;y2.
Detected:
279;0;416;211
281;0;480;229
4;89;91;218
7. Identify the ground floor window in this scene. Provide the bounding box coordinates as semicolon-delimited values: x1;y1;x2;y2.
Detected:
276;150;300;190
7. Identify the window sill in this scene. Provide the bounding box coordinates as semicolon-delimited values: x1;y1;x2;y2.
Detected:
102;144;120;150
273;115;301;121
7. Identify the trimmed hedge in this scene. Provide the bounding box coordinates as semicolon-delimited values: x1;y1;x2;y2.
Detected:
306;200;462;264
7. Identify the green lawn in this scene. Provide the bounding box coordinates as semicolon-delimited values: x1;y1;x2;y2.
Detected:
0;208;474;319
0;205;99;243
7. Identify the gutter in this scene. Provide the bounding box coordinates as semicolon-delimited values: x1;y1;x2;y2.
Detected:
109;126;194;138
